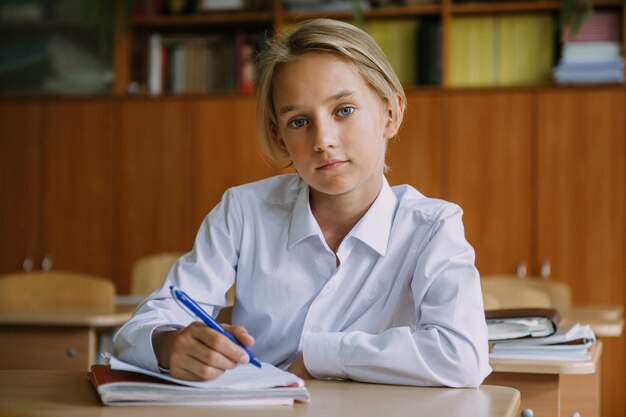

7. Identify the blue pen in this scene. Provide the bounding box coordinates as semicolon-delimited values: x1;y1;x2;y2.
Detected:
169;285;262;368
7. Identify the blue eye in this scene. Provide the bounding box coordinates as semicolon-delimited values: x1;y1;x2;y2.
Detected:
288;118;307;128
337;107;354;117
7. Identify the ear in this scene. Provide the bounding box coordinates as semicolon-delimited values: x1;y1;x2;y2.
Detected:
383;94;406;139
271;124;287;150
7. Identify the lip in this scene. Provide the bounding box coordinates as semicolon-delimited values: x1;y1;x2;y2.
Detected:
317;159;347;170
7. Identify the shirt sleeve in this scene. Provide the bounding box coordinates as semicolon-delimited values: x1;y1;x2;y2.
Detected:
302;204;492;387
112;188;243;372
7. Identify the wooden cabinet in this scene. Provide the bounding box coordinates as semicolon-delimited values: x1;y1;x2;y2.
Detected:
536;88;625;417
190;95;276;229
386;90;443;198
0;102;40;273
114;98;193;293
444;90;533;275
0;100;113;278
39;101;114;278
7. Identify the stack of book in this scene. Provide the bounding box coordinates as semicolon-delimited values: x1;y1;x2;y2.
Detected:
91;355;310;406
448;14;553;87
144;31;265;95
553;11;624;84
486;308;597;361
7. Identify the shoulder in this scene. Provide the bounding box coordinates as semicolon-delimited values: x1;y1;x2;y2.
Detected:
392;184;463;224
227;174;303;207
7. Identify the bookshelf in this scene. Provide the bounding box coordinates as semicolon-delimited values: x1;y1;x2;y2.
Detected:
111;0;625;94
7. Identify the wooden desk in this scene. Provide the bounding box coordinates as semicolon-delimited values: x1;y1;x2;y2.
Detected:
486;341;602;417
0;305;134;371
0;370;520;417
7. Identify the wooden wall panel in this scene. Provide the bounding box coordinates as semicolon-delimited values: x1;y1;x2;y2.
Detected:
387;90;443;198
537;88;625;417
40;100;113;279
190;95;276;231
0;102;40;274
114;99;192;293
444;90;533;275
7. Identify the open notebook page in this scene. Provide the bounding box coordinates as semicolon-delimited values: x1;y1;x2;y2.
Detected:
109;356;304;389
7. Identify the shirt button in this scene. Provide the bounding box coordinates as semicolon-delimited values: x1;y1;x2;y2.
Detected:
367;289;377;300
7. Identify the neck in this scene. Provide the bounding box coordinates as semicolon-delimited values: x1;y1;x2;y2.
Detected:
310;179;382;253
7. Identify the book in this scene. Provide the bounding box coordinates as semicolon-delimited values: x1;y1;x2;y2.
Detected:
489;323;597;361
448;16;496;87
367;19;420;88
485;307;560;341
91;356;310;406
497;14;554;86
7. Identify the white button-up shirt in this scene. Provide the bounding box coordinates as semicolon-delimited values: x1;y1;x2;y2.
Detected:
113;174;491;387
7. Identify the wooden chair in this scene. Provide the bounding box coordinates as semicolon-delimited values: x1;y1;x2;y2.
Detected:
0;271;117;371
481;275;553;310
130;252;236;324
130;252;183;296
0;271;115;313
481;275;571;310
482;292;501;310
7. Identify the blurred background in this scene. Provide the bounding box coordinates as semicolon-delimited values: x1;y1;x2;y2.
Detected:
0;0;624;415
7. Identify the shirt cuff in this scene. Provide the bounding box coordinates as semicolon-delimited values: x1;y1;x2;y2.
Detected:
302;332;348;380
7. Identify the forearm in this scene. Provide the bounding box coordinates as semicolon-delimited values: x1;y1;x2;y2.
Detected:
303;325;490;387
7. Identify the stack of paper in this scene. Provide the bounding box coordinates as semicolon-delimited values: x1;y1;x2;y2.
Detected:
91;356;310;406
489;323;597;361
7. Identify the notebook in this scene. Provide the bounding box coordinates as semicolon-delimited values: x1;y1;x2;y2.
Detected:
91;356;310;406
485;308;560;341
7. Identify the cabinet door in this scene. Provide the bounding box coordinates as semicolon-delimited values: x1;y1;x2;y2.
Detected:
190;95;276;230
39;100;113;278
115;99;192;293
444;91;533;275
537;88;625;417
386;91;442;198
0;102;41;273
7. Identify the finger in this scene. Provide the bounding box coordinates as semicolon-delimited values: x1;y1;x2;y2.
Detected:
190;324;251;365
223;324;255;346
170;325;240;371
170;358;225;381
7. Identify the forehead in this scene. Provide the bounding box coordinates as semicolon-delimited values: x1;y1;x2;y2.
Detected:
272;52;371;101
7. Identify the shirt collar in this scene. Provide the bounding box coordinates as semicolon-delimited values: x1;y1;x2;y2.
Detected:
349;176;397;256
287;180;319;249
287;176;398;256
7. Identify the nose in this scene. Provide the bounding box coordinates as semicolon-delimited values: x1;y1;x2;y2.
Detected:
312;117;338;152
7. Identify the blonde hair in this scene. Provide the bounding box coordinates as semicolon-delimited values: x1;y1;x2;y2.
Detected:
256;18;406;169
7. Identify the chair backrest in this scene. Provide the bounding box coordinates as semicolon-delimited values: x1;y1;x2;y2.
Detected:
481;275;553;310
130;252;183;296
482;292;501;310
0;271;115;312
482;274;572;310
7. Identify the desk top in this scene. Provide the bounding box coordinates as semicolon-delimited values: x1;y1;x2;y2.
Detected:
0;370;520;417
0;304;134;328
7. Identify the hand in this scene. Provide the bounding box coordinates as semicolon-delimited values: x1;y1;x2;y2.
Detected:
152;322;255;381
287;355;312;379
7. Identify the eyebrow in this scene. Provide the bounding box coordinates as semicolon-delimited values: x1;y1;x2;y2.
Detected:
277;90;358;115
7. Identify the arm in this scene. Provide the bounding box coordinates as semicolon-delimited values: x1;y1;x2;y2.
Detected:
301;205;491;387
113;189;245;376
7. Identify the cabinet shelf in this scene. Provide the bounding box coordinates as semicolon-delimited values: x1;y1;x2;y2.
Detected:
130;11;274;28
284;4;441;21
450;0;621;14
